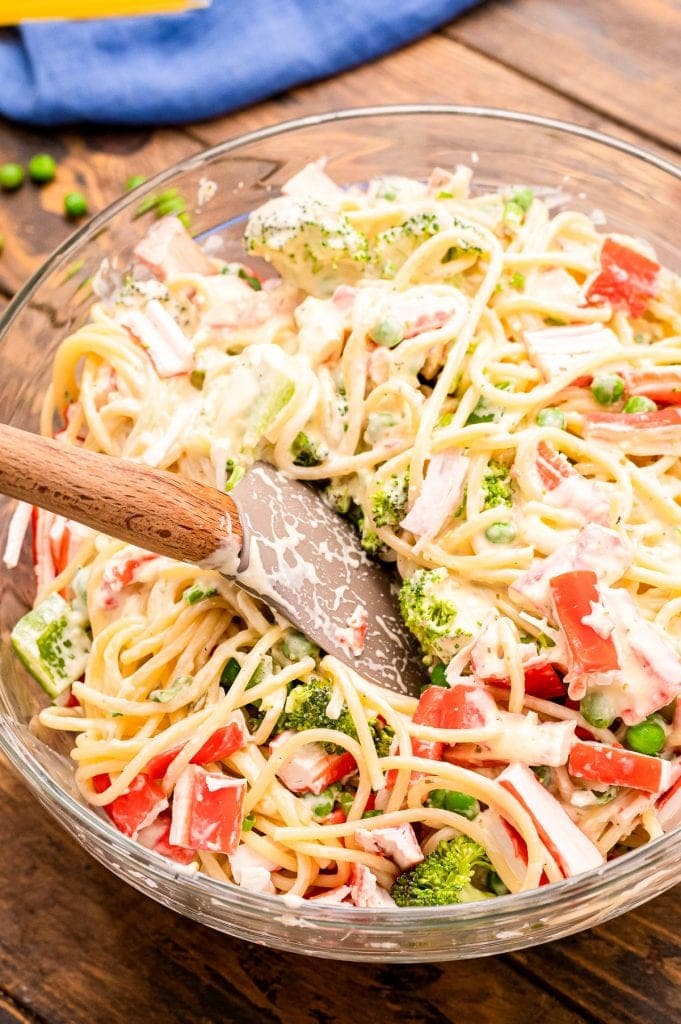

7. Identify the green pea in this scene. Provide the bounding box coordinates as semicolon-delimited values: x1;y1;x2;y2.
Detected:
485;521;517;544
429;662;448;688
623;395;657;414
0;163;24;191
125;174;147;191
591;374;625;406
64;191;88;219
427;789;480;820
536;407;566;429
580;691;616;729
625;716;666;756
488;871;510;896
28;153;57;183
368;315;404;348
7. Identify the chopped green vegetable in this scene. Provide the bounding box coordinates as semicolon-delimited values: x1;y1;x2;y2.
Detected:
391;837;492;907
429;662;448;688
536;407;567;429
290;431;327;467
280;629;320;663
591;374;625;406
150;675;192;703
623;395;657;414
183;583;218;605
11;592;91;698
371;472;409;527
512;188;534;212
156;193;187;218
0;163;24;191
485;521;516;544
224;458;245;492
242;814;256;832
237;267;262;291
399;567;472;661
64;191;88;219
244;377;295;450
426;788;480;820
625;715;666;756
580;691;616;729
28;153;57;184
531;765;553;788
220;657;241;689
488;871;510;896
125;174;147;191
510;271;525;290
481;460;513;510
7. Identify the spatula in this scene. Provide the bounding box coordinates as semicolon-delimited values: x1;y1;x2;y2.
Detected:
0;423;425;696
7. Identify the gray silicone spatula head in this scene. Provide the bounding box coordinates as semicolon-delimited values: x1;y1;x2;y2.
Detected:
228;463;426;697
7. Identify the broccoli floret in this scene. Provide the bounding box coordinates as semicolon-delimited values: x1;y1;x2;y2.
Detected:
371;472;409;528
399;568;463;661
244;196;370;296
280;678;359;752
323;482;353;516
373;212;442;278
279;678;392;757
290;431;327;467
481;460;513;510
391;837;492;907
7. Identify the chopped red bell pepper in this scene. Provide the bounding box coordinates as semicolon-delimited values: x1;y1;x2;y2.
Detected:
549;571;619;675
138;811;197;865
169;765;246;854
92;772;168;838
411;686;446;761
586;238;660;317
145;718;248;779
491;662;566;700
568;740;673;793
323;808;348;825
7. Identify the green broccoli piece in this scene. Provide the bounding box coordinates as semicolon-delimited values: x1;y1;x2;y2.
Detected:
371;472;409;528
399;568;466;661
279;678;392;757
373;212;442;278
280;678;359;752
481;460;513;511
391;837;493;907
323;482;353;516
290;431;327;467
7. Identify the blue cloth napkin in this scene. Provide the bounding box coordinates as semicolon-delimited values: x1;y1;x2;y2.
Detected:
0;0;480;127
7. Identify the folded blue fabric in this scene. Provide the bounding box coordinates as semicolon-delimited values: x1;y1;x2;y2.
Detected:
0;0;480;127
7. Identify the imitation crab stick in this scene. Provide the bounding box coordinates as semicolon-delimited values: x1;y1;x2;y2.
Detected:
549;571;619;678
622;366;681;406
498;763;603;877
169;765;246;854
569;741;674;794
535;441;610;525
583;406;681;455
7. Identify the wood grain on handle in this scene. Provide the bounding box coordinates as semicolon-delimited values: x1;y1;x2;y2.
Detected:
0;423;243;565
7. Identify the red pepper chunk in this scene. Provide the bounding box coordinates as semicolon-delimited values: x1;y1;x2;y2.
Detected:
549;571;619;675
411;686;446;761
440;684;497;730
92;772;168;838
145;718;248;779
492;662;566;700
586;238;660;318
169;765;246;855
568;741;673;793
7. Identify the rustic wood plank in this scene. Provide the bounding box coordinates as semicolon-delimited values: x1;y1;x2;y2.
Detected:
446;0;681;151
511;891;681;1024
0;124;201;303
0;990;46;1024
187;34;677;160
0;757;592;1024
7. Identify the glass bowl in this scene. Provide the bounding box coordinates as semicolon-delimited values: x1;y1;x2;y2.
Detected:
1;106;680;962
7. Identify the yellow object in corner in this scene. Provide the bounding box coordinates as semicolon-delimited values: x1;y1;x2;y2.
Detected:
0;0;207;22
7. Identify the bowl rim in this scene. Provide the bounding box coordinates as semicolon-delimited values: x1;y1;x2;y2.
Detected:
1;103;680;933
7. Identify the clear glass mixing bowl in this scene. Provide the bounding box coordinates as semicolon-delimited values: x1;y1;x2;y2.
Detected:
1;107;680;962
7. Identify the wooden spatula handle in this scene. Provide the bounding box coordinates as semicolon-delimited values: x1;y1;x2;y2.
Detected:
0;423;243;566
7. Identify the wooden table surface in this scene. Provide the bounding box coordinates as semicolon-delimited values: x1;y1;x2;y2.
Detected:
1;2;680;1021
